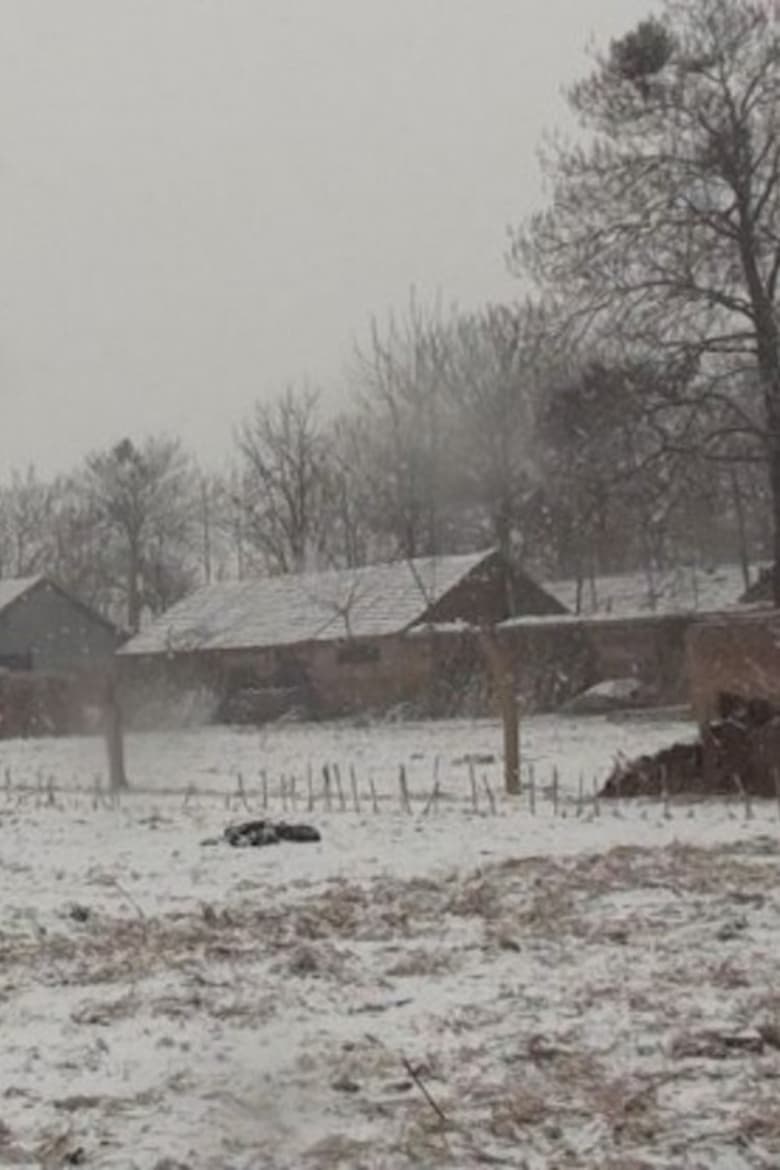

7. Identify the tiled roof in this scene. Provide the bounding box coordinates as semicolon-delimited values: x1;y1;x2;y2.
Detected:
120;550;495;655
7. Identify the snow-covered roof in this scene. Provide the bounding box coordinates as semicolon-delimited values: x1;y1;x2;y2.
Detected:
0;576;41;615
120;550;496;656
543;563;760;620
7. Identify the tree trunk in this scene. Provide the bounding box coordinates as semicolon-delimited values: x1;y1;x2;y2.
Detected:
760;345;780;607
127;540;142;633
479;629;520;795
574;571;584;616
588;553;598;612
103;677;129;791
729;467;751;593
201;478;212;584
769;439;780;609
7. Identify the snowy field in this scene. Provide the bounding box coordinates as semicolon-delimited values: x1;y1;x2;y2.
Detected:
2;714;780;1169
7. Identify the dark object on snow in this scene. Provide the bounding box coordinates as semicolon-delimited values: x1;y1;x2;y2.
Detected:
223;819;321;847
602;690;780;798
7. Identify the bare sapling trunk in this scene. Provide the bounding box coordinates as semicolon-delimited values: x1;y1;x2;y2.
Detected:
479;628;520;795
770;437;780;609
103;675;129;791
729;467;751;593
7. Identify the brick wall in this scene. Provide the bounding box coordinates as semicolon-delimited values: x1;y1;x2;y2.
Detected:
686;610;780;725
119;608;709;728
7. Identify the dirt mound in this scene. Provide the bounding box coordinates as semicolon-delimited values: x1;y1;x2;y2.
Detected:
602;692;780;798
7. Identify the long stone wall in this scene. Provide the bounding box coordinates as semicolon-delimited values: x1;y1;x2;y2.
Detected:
118;608;715;728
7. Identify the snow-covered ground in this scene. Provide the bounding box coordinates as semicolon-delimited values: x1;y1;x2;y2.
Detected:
0;712;697;803
2;714;780;1169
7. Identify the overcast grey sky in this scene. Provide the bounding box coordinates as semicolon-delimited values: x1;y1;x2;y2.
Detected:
1;0;652;474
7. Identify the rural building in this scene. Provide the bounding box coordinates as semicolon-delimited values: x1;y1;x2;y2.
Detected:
117;549;565;725
0;577;121;736
521;563;770;711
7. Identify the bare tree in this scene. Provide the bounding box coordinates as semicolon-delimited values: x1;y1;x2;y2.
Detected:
322;414;376;568
445;304;539;571
236;384;329;574
48;473;113;611
353;295;458;559
0;467;54;578
84;436;196;631
513;0;780;597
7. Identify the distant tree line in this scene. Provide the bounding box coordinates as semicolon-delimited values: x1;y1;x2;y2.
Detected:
0;302;769;631
1;0;775;625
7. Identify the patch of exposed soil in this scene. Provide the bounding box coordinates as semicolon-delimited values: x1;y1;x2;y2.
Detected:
602;691;780;798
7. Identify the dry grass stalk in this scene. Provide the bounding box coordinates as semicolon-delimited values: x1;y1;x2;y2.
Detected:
401;1054;449;1125
236;771;250;813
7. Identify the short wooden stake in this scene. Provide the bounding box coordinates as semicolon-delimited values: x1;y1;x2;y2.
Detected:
660;764;671;820
468;757;479;812
237;771;250;813
482;774;497;815
349;764;361;814
399;765;412;813
334;763;347;812
733;773;752;821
